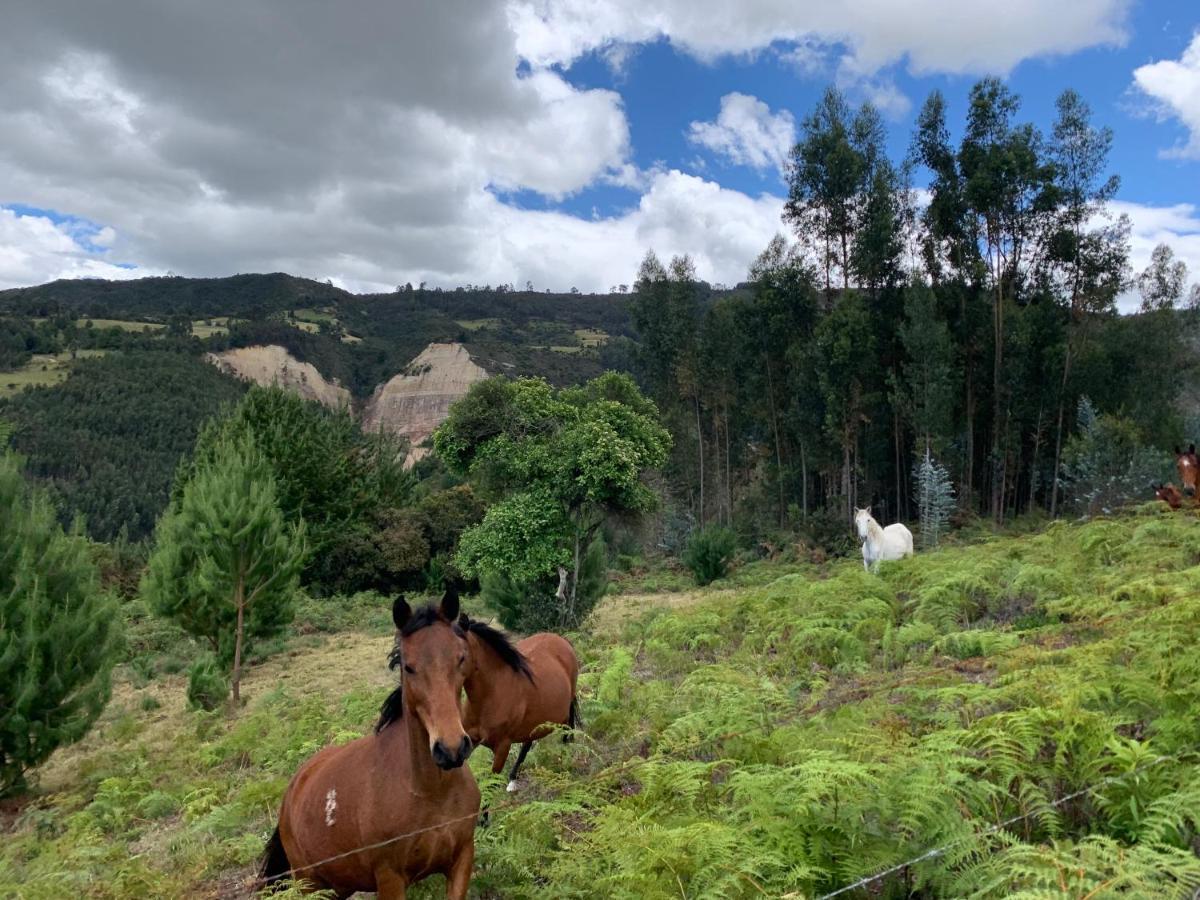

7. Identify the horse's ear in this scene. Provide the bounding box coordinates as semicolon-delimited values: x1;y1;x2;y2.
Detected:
440;584;460;622
457;612;470;630
393;596;412;630
865;506;872;515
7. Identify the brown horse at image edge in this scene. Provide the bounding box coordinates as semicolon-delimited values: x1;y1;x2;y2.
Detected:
455;603;581;792
258;590;478;899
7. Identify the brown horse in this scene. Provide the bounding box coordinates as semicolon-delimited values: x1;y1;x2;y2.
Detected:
1155;483;1184;509
1175;443;1199;496
457;609;580;792
259;591;478;898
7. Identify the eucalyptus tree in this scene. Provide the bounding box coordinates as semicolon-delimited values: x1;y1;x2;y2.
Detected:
959;78;1057;521
1042;89;1129;515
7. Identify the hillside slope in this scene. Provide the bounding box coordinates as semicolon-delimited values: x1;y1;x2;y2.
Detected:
205;344;351;409
362;341;489;466
4;509;1200;897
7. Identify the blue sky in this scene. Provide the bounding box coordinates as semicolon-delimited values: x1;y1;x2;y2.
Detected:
1;0;1199;302
549;2;1200;219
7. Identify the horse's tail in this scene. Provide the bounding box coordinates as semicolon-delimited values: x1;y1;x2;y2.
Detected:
258;824;291;891
565;695;582;743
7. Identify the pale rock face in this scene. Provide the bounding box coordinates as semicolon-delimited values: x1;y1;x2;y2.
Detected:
205;345;350;409
362;342;489;467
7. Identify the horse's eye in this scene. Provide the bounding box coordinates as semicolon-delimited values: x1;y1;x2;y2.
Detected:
404;664;415;675
459;655;466;666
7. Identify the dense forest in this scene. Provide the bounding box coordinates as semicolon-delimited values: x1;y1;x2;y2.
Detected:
626;83;1198;543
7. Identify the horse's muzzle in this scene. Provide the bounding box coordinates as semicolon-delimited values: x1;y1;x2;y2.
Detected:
432;736;474;770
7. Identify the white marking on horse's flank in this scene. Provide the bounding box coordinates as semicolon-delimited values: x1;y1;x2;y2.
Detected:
325;788;338;826
506;780;518;793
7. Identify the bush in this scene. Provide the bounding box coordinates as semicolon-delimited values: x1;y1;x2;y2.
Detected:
797;507;858;559
1060;398;1173;516
683;525;737;586
482;538;609;632
186;655;229;711
0;453;121;795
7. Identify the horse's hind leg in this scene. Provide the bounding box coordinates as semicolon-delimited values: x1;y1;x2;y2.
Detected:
564;697;580;743
507;741;533;792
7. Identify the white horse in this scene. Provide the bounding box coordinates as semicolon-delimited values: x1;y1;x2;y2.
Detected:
854;507;913;572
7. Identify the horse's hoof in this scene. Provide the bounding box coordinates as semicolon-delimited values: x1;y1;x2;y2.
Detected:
506;780;518;793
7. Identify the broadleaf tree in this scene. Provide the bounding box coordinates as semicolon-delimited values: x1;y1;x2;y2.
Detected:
0;453;120;794
435;372;670;627
142;435;306;703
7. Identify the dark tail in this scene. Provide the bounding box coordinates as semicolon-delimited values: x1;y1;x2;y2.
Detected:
565;696;582;743
259;825;291;891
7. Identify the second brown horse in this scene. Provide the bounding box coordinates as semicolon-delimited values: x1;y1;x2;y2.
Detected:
456;605;580;792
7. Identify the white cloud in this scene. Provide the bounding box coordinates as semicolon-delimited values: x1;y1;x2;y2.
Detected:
507;0;1130;75
1110;200;1200;312
0;1;642;290
0;207;158;289
687;93;796;173
1131;31;1200;159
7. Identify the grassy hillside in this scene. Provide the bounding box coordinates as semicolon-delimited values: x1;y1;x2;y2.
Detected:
3;508;1199;898
0;274;641;398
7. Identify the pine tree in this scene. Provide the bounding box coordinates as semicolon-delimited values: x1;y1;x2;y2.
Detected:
141;435;305;704
0;453;120;795
913;448;955;548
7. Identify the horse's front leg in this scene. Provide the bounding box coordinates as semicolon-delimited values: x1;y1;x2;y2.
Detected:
375;868;408;900
445;841;475;900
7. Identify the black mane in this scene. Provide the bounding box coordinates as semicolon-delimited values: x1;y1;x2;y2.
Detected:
462;616;534;682
375;603;465;734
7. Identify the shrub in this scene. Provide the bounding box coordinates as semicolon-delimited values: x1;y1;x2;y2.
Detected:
482;538;609;632
186;655;229;711
1059;398;1173;516
0;453;121;795
683;525;737;586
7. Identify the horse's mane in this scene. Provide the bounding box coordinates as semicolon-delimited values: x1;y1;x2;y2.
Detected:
375;603;466;734
460;615;534;682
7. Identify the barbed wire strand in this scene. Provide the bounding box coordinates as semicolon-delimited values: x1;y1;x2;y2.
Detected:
265;582;1200;889
816;748;1199;900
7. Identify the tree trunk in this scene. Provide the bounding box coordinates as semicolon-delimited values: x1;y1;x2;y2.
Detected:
723;404;732;527
800;438;808;519
991;251;1005;524
1049;338;1074;518
893;404;903;520
231;576;245;705
1028;402;1043;513
964;362;975;510
764;361;785;528
843;443;852;523
694;395;705;525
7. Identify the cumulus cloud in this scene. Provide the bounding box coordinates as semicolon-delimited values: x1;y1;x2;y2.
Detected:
0;207;156;289
1111;200;1200;312
0;1;641;290
688;93;796;174
1131;32;1200;160
0;0;1138;294
507;0;1130;75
